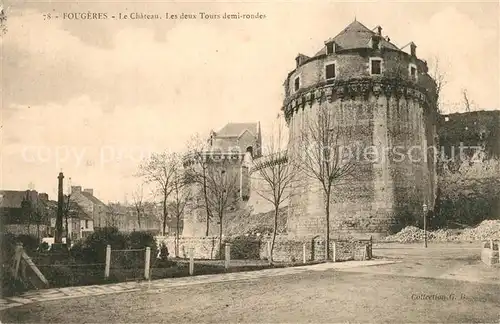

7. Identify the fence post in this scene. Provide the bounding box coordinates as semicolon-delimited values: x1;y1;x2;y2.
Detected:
144;247;151;280
189;247;194;276
267;240;271;260
324;240;328;261
225;243;231;270
302;242;307;264
333;241;336;263
13;243;23;279
104;245;111;279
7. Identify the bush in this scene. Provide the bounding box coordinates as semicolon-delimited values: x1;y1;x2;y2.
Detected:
70;228;158;270
128;230;158;258
1;233;40;268
73;227;128;264
1;268;27;297
15;234;40;253
220;235;261;260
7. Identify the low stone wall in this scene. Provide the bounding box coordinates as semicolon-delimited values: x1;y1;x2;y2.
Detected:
259;236;373;262
156;236;219;259
155;235;373;262
481;240;499;266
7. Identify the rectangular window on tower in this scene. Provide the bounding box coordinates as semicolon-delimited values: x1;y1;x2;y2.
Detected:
294;76;300;92
370;59;382;75
409;64;417;81
325;63;336;81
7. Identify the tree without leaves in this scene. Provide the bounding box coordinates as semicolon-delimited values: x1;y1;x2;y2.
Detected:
204;160;240;258
462;89;471;113
293;104;358;260
429;57;447;114
170;162;192;257
0;5;7;35
185;133;215;236
106;203;123;228
131;185;145;229
251;114;299;263
138;152;179;236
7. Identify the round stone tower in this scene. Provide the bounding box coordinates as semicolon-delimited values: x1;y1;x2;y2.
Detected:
283;20;439;239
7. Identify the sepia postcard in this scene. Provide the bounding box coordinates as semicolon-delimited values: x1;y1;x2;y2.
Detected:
0;0;499;323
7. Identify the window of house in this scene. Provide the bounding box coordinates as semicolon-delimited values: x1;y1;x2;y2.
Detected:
370;58;382;75
85;220;89;228
325;63;336;80
294;76;300;92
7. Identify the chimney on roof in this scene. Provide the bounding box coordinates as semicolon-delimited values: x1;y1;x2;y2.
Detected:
71;186;82;194
385;36;390;42
84;188;94;196
410;42;417;57
376;25;382;36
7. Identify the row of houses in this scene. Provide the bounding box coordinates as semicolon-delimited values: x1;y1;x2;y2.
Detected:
0;185;166;240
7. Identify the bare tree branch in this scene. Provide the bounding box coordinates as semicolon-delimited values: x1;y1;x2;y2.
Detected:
292;104;359;260
185;133;216;236
138;151;180;236
429;57;447;114
251;115;300;263
131;184;144;229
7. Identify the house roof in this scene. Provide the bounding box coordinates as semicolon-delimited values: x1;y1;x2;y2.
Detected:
215;122;259;138
108;202;161;223
313;20;400;56
80;191;108;208
0;190;38;208
46;198;93;220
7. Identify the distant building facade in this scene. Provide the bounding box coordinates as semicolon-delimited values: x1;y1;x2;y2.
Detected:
70;186;110;229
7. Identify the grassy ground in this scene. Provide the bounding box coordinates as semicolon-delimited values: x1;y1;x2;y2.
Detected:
1;270;498;323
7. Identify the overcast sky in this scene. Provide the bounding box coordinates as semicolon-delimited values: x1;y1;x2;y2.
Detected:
1;0;498;202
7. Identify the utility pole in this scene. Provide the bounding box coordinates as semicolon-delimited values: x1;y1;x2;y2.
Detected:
423;203;428;248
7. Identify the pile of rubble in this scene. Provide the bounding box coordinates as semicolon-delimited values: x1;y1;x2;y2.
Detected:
385;220;500;243
459;220;500;241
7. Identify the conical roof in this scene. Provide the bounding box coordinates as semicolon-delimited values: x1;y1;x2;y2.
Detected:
314;20;400;56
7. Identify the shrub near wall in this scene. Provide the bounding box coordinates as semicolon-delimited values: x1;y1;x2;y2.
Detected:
222;235;261;260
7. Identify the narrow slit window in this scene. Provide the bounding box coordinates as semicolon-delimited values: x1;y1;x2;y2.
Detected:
294;76;300;91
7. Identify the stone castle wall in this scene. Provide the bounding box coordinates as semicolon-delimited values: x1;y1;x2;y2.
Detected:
247;153;290;215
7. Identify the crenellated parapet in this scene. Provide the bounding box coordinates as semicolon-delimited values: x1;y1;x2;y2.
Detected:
182;151;246;167
250;150;288;173
282;77;434;124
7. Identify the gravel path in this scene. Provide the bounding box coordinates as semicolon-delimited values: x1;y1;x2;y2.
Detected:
1;270;498;323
